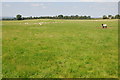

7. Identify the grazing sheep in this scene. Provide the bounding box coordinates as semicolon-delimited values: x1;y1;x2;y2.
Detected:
102;24;107;28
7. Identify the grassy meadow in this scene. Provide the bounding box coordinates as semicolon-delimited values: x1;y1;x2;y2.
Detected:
2;19;118;78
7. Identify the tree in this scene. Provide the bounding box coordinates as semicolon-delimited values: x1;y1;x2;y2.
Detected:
103;15;108;19
75;15;79;19
111;16;115;19
115;14;120;19
108;15;112;19
88;16;91;19
16;14;22;20
58;15;63;19
108;15;112;17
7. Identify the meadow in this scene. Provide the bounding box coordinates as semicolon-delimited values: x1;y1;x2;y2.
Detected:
2;19;118;78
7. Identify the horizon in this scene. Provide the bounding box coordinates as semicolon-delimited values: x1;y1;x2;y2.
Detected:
1;15;115;19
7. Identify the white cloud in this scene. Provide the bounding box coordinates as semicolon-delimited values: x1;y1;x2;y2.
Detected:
31;3;46;8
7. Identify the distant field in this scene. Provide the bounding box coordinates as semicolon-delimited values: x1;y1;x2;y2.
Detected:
2;19;118;78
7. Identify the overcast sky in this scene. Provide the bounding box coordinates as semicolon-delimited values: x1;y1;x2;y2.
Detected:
1;0;119;17
1;0;120;2
2;2;118;18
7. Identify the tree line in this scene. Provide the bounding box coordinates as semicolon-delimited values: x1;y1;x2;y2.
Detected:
17;14;91;20
103;14;120;19
2;14;91;20
2;14;120;20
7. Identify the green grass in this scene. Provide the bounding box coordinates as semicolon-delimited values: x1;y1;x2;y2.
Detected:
2;19;118;78
0;21;2;79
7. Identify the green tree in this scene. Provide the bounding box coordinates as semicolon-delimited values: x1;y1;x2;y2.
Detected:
108;15;112;19
87;16;91;19
115;14;120;19
75;15;79;19
16;14;22;20
103;15;108;19
58;15;64;19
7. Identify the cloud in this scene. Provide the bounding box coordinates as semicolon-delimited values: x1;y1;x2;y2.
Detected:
31;3;46;8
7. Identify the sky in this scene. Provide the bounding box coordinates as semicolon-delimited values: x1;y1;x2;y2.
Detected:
2;2;119;18
1;0;120;2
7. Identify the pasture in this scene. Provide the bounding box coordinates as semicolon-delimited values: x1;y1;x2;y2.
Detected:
2;19;118;78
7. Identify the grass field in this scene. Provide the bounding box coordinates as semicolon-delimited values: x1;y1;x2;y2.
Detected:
2;19;118;78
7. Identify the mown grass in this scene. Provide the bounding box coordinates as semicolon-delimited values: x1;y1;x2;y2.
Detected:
2;19;118;78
